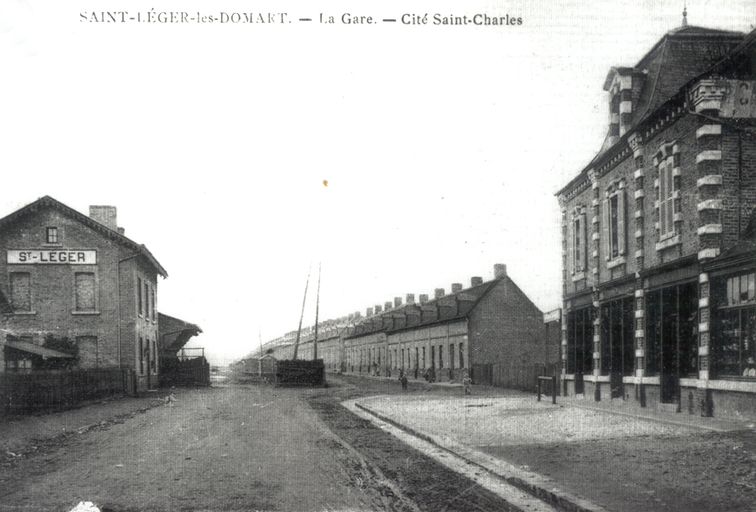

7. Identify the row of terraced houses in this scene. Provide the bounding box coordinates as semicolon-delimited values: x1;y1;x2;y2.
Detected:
246;20;756;420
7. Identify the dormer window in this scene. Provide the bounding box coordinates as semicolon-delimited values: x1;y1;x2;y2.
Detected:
46;227;58;244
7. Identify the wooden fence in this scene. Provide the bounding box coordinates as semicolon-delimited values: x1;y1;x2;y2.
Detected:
159;357;210;388
0;368;132;415
472;362;560;392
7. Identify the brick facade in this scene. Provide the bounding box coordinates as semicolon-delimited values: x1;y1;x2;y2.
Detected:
557;25;756;418
259;265;559;392
0;197;167;393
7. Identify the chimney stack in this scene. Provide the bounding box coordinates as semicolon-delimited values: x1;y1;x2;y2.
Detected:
494;263;507;279
366;307;373;317
471;276;483;287
374;304;383;314
406;293;415;305
451;283;463;293
394;297;403;308
354;311;362;319
419;294;429;304
384;301;392;311
434;288;445;299
89;205;118;231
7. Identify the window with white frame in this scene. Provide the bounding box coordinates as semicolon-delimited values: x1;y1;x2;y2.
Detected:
603;186;626;260
657;152;677;240
571;208;587;274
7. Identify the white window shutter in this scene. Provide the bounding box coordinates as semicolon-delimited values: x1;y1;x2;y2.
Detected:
617;191;626;255
602;199;610;260
580;213;588;272
569;218;575;275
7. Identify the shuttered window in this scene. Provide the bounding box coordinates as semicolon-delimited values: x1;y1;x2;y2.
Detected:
572;212;587;273
604;190;626;260
659;158;675;238
10;273;31;312
75;272;96;311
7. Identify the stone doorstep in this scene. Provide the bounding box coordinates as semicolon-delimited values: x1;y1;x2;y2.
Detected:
353;400;610;512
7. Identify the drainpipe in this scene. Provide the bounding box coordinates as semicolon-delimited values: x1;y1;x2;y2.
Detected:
117;253;140;387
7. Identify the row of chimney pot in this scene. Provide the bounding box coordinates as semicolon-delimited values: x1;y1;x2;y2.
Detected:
360;270;501;318
293;265;507;332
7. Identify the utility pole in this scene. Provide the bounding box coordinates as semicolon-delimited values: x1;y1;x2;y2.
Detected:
258;329;263;376
313;263;321;360
292;266;311;360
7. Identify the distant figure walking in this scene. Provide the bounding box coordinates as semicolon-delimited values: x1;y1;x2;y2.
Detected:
462;371;472;395
399;369;408;390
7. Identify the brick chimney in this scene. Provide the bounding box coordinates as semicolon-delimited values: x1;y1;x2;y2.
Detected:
394;297;403;308
434;288;445;299
366;307;373;317
384;301;392;311
89;205;118;231
374;304;383;314
494;264;507;279
451;283;463;293
471;276;483;287
419;294;429;304
406;293;415;305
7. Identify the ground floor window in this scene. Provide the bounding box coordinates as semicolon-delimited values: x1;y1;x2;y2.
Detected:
459;343;464;368
566;306;593;375
712;271;756;377
600;297;634;376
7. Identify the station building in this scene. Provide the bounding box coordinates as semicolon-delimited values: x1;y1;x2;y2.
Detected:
0;196;168;392
556;21;756;417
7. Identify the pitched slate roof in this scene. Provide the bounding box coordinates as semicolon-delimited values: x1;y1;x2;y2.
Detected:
345;278;500;339
558;25;749;197
0;196;167;277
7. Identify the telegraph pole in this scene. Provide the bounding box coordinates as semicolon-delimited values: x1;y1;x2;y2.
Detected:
313;263;321;360
292;266;311;360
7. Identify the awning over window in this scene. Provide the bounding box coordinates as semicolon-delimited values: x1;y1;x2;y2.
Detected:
4;339;75;359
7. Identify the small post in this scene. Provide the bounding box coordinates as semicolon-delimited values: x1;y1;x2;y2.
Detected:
552;375;557;405
537;377;542;402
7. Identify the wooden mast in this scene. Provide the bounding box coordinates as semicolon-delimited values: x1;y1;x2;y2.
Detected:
292;266;311;360
313;263;321;360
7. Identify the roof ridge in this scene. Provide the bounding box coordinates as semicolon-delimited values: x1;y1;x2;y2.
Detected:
0;196;167;277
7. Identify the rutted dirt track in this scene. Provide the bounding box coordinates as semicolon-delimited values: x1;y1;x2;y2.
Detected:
0;376;515;511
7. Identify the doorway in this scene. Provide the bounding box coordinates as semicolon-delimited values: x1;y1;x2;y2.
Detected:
646;281;698;405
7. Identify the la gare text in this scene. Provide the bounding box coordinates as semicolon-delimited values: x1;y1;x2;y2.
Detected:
324;13;523;26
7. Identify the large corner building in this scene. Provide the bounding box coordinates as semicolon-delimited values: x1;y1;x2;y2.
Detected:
557;22;756;418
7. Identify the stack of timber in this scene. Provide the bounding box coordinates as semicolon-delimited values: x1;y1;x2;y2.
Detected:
276;359;325;387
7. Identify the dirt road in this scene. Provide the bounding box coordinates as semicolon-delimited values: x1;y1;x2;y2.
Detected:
0;377;514;512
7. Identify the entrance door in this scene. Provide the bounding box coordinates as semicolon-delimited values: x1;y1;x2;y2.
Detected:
648;282;698;405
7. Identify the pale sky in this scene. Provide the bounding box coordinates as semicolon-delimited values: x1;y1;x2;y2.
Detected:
1;0;754;364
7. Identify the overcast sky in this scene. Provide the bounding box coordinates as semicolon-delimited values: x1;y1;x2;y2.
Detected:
1;0;754;364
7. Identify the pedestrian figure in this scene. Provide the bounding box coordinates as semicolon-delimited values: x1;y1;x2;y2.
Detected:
399;369;408;391
462;371;472;395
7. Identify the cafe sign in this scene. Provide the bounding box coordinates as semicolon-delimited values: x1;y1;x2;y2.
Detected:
7;250;97;265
